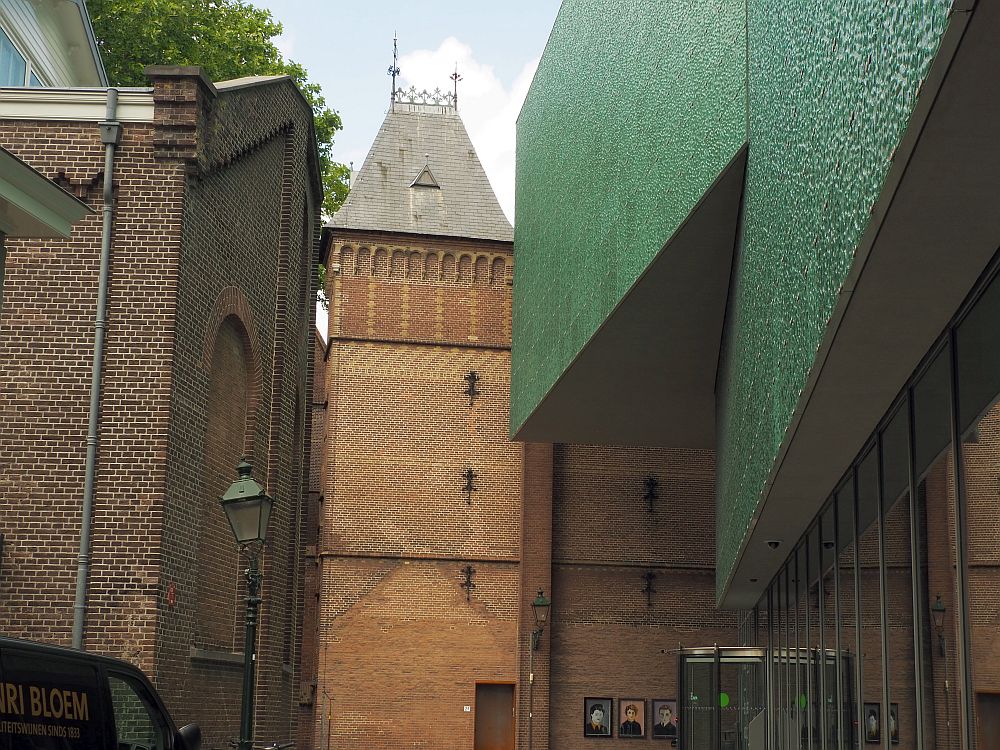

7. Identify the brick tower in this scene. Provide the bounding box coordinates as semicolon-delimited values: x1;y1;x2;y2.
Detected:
307;91;520;749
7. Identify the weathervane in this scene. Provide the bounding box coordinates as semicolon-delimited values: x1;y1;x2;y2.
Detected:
387;33;400;108
450;63;462;109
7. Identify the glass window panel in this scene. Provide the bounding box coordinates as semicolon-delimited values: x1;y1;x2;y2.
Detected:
957;269;1000;433
29;71;42;86
0;27;27;87
821;502;837;575
773;576;785;750
836;480;859;750
789;546;807;747
857;448;879;535
804;530;819;749
958;366;1000;747
884;483;918;749
857;449;884;747
820;509;838;750
913;346;951;480
808;521;822;587
881;405;909;513
859;451;882;747
920;447;960;749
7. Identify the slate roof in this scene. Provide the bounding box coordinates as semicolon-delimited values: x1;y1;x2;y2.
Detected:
330;102;513;242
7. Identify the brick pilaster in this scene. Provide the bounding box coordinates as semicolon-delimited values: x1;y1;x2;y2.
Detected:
518;442;554;750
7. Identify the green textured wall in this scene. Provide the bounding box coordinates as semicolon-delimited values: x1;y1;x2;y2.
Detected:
513;0;954;600
715;0;951;595
511;0;747;435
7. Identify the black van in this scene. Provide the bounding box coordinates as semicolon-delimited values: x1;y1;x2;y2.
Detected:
0;638;200;750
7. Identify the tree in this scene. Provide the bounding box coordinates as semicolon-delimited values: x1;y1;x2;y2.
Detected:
87;0;349;217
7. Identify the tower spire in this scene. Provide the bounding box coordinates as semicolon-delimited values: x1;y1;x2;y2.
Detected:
388;33;400;109
450;63;462;110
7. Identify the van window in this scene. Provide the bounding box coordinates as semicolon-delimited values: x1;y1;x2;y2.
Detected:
0;650;105;750
106;677;164;750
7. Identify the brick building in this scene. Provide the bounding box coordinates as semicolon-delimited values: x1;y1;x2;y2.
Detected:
0;67;321;749
307;85;736;750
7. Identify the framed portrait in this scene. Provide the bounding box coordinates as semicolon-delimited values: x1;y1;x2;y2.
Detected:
651;699;678;741
618;698;646;739
863;702;881;744
584;697;612;737
889;703;899;745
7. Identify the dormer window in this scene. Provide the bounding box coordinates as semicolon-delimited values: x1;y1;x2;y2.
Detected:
410;155;440;189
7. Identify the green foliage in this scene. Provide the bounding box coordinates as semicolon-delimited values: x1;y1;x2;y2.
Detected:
316;263;329;311
88;0;348;216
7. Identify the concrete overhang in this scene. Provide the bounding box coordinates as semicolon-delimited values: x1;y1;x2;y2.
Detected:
722;0;997;608
0;146;93;238
512;146;747;449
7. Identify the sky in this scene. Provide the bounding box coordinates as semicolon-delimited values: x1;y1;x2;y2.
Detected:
253;0;564;222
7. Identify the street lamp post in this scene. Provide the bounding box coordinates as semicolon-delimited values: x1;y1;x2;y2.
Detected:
221;459;274;750
528;590;551;750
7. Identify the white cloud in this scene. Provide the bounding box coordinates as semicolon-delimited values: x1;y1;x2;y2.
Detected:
272;29;296;60
399;38;538;222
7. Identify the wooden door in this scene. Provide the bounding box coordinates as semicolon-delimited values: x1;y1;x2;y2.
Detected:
978;693;1000;748
474;683;514;750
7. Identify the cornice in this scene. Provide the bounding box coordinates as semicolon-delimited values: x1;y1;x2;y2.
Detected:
0;88;155;123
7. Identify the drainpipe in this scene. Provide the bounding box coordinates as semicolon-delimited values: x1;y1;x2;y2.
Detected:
72;89;121;650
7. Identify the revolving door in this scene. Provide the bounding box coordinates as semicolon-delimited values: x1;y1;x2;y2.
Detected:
678;646;852;750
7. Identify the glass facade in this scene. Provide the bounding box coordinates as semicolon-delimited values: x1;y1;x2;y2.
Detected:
753;253;1000;749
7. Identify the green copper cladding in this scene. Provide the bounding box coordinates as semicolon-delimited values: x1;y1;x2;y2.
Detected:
715;0;951;596
511;0;747;436
513;0;954;601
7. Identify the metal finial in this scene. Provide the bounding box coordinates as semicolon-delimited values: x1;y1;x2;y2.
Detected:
237;458;253;478
388;33;400;107
450;63;463;109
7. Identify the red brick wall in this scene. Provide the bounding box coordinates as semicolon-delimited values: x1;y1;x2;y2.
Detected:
0;118;182;664
518;443;554;750
314;230;519;750
296;331;326;747
0;68;319;750
547;445;734;749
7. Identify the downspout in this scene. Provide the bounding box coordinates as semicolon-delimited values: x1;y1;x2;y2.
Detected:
72;89;121;650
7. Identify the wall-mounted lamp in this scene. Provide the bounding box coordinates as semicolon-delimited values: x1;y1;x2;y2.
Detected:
643;476;659;512
463;370;480;406
531;589;551;650
528;589;553;750
462;468;478;504
931;594;946;656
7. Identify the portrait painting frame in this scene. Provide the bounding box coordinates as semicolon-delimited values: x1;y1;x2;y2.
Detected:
889;703;899;745
583;697;613;738
650;699;678;741
617;698;646;739
863;702;881;744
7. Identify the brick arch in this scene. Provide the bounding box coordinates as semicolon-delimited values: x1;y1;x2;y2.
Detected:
339;245;355;276
441;253;456;281
491;257;507;287
458;254;473;283
474;255;490;287
373;248;389;277
201;286;263;460
390;250;406;279
356;246;372;276
425;252;440;280
407;251;422;279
